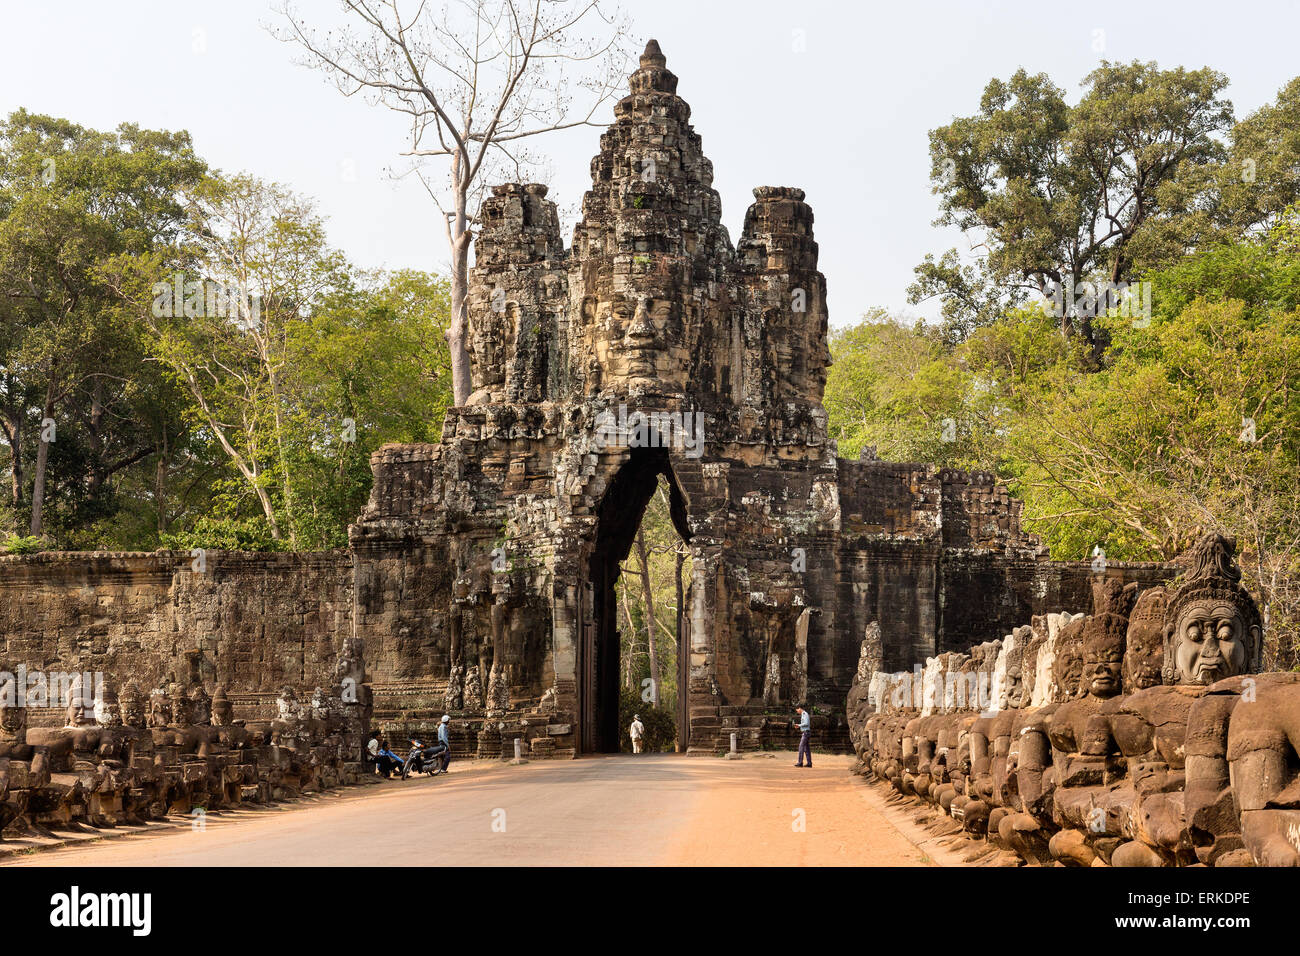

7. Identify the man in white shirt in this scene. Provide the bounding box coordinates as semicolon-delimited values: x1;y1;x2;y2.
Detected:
630;714;646;753
794;704;813;767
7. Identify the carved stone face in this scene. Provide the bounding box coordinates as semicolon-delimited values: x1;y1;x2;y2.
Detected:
277;688;300;722
211;690;233;728
590;291;687;393
1164;533;1262;685
66;696;93;727
1052;619;1085;699
95;693;123;728
1172;600;1251;685
148;692;170;728
1083;647;1124;699
1124;589;1167;691
0;680;25;737
169;690;191;728
188;687;211;726
121;688;146;729
0;707;23;737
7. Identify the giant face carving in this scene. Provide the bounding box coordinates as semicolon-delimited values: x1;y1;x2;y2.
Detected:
0;675;24;738
120;684;146;729
1163;533;1262;686
1052;617;1085;699
1123;587;1168;691
1083;646;1124;699
1078;579;1137;699
590;290;687;393
1172;599;1252;685
188;686;211;726
211;687;233;727
65;693;93;728
95;688;123;728
148;691;170;728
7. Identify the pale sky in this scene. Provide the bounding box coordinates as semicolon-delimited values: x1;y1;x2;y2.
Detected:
3;0;1298;327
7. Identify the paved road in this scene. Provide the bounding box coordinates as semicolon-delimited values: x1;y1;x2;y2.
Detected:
4;753;933;867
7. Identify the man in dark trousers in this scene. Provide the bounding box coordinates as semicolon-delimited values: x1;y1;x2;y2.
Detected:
793;704;813;767
436;714;453;773
375;736;404;778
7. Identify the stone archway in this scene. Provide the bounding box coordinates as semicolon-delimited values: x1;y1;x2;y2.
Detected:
580;445;692;754
345;42;1082;762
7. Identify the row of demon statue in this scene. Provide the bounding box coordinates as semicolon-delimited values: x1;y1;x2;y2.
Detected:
851;533;1300;867
0;638;373;840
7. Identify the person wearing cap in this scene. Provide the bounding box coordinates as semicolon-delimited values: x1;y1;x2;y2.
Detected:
629;713;645;753
436;714;453;773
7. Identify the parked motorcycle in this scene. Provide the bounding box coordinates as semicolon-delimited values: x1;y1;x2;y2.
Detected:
401;739;449;779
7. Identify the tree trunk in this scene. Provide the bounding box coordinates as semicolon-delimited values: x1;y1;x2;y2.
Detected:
445;150;473;407
155;430;170;534
674;545;685;653
268;376;298;548
447;248;472;406
1;392;23;512
29;377;56;537
620;580;636;690
635;528;661;707
179;366;282;539
87;377;105;497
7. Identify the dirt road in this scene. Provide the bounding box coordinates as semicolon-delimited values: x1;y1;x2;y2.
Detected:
3;753;934;867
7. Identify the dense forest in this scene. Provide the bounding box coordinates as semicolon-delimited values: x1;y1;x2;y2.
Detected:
0;110;452;553
829;63;1300;666
2;58;1298;681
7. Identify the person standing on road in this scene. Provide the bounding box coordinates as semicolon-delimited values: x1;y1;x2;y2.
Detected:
437;714;453;773
794;704;813;768
630;714;646;753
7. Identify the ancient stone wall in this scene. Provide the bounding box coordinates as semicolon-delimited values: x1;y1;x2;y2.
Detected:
1;666;374;841
0;551;352;725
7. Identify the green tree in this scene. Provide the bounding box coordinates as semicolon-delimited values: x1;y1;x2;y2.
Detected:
824;309;1002;468
980;219;1300;665
0;110;205;539
911;62;1234;346
132;174;349;546
1219;78;1300;236
281;269;454;549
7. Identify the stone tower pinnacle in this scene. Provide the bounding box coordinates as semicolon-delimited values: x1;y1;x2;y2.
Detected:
641;38;664;66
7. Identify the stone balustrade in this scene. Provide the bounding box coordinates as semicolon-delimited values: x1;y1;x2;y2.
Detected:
848;533;1300;867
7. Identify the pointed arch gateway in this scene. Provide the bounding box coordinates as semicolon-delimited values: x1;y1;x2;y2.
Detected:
344;40;1074;766
579;444;692;754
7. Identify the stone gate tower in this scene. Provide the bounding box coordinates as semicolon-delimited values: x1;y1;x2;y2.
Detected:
350;42;1128;756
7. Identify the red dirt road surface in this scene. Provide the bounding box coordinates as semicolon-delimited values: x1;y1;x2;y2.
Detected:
3;753;936;867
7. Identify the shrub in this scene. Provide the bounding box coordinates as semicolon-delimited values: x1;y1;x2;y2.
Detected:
617;686;677;752
158;517;287;552
2;535;48;555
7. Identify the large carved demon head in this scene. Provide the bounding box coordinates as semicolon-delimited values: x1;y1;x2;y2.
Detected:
1164;534;1263;685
